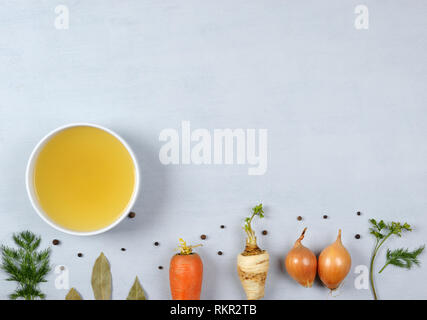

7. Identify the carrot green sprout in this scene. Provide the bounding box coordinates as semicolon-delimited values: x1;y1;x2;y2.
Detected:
176;239;202;255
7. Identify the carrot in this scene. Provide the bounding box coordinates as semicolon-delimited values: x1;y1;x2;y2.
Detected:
237;204;269;300
169;239;203;300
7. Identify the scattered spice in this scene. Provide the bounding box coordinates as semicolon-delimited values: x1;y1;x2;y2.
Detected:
77;253;83;258
60;266;65;271
200;234;207;240
127;276;146;300
262;230;268;235
357;211;362;216
217;251;223;256
52;239;60;245
297;216;303;221
220;225;225;229
154;242;159;246
355;234;361;239
65;288;82;300
158;266;163;270
65;254;150;301
121;248;126;251
323;215;328;219
128;212;136;219
91;252;112;300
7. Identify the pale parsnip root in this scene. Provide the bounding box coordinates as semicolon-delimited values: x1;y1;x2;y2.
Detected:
237;251;269;300
239;204;269;300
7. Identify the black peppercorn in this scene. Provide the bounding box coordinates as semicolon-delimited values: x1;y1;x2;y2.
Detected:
200;234;207;240
121;248;126;251
217;251;223;256
128;212;136;218
262;230;268;235
52;239;60;245
323;215;328;219
77;253;83;258
220;225;225;229
158;266;163;270
297;216;303;221
355;234;361;239
154;242;159;246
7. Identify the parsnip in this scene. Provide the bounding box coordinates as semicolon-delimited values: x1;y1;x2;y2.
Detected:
237;204;269;300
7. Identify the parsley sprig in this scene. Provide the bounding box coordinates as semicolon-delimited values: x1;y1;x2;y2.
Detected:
243;204;264;245
1;231;51;300
369;219;424;300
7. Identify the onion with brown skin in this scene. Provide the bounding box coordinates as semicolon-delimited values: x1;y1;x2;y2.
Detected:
318;229;351;290
285;228;317;287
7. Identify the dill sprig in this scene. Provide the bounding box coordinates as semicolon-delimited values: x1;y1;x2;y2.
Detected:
379;246;425;273
1;231;51;300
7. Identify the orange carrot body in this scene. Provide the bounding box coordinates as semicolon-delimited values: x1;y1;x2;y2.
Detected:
169;253;203;300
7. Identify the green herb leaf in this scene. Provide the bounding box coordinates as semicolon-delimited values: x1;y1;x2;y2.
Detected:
243;203;265;245
91;252;112;300
127;276;146;300
379;246;425;273
65;288;83;300
252;204;264;217
369;219;422;300
0;231;51;300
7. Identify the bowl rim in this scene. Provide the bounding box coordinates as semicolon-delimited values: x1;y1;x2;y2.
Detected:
25;123;140;236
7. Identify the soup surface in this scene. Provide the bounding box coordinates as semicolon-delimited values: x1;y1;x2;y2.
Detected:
34;126;136;232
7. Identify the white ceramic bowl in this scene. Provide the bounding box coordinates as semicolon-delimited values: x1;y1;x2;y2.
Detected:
26;123;140;236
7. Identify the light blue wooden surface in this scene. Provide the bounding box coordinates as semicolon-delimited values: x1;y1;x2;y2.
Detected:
0;1;426;299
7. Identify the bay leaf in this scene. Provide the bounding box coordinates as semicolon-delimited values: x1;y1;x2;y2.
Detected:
65;288;82;300
91;252;112;300
127;276;146;300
